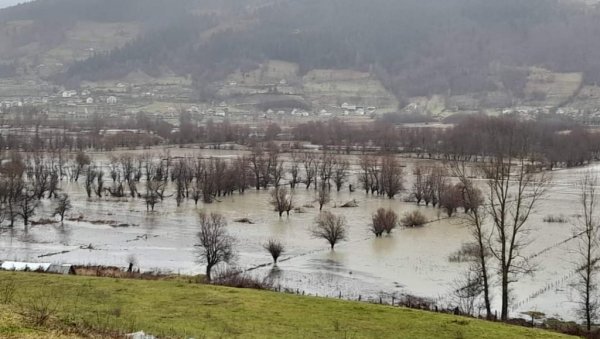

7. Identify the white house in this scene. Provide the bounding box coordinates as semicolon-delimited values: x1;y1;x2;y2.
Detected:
62;90;77;98
86;97;94;104
107;96;118;104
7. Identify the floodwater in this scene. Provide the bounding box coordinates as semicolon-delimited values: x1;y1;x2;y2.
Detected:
0;147;594;321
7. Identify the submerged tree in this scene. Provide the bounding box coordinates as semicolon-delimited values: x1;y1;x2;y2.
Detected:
196;212;236;281
263;239;285;264
573;171;600;331
311;211;348;250
370;208;398;237
53;194;72;223
316;184;330;211
451;161;492;319
270;187;293;217
483;156;549;321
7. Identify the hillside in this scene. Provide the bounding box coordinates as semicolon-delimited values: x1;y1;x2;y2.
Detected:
0;272;572;338
1;0;600;115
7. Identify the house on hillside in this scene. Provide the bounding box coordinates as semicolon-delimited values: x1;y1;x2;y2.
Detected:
107;96;118;104
62;90;77;98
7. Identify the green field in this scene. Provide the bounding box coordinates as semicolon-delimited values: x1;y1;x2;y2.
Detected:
0;272;572;339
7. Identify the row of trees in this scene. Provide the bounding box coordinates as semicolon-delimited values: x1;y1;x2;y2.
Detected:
293;115;600;169
4;112;598;174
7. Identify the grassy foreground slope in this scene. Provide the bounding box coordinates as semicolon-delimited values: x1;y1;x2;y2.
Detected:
0;272;571;339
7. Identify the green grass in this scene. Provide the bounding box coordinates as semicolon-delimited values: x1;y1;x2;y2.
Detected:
0;271;572;339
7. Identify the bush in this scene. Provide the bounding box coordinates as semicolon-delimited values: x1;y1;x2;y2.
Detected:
0;277;16;304
543;215;568;223
212;268;273;290
370;208;398;237
263;239;285;264
448;243;488;263
19;294;60;326
401;210;428;227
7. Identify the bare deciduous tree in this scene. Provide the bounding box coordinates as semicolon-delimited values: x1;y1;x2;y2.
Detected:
370;208;398;237
451;161;492;319
380;155;404;199
17;188;39;227
573;171;600;331
332;157;349;192
411;165;428;205
263;239;285;264
196;212;236;281
311;211;348;250
483;157;549;321
289;152;302;189
400;210;428;227
270;187;293;217
53;194;71;223
316;184;330;211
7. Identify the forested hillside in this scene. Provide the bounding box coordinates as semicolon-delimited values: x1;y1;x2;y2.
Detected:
4;0;600;104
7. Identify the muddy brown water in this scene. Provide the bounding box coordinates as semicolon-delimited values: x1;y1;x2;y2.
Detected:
0;147;593;321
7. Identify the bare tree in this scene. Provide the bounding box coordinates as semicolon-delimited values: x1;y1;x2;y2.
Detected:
84;166;97;198
400;210;428;227
73;151;90;182
53;194;71;223
95;171;104;198
196;212;236;281
411;165;428;205
440;184;462;217
370;208;398;237
359;155;378;194
303;152;317;189
573;171;600;331
311;211;348;250
451;161;492;319
380;155;404;199
263;239;285;264
332;157;349;192
289;152;302;189
483;157;549;321
17;188;39;227
316;184;330;211
451;268;484;316
270;187;293;217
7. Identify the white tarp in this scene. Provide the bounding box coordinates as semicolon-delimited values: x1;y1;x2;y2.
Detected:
0;261;52;272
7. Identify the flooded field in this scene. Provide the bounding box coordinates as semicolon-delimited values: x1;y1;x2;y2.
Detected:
0;147;592;321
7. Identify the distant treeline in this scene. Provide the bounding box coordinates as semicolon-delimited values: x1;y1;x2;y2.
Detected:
1;108;597;170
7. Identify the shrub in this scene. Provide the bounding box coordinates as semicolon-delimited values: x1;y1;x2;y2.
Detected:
401;210;428;227
212;268;273;290
543;215;568;223
0;277;16;304
263;239;285;264
370;208;399;237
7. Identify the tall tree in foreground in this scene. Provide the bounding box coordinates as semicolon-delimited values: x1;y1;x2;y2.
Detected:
483;156;549;321
196;212;236;281
573;171;600;331
311;211;348;250
451;161;492;319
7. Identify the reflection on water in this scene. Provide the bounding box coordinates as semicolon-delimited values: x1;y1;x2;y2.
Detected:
0;148;597;320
